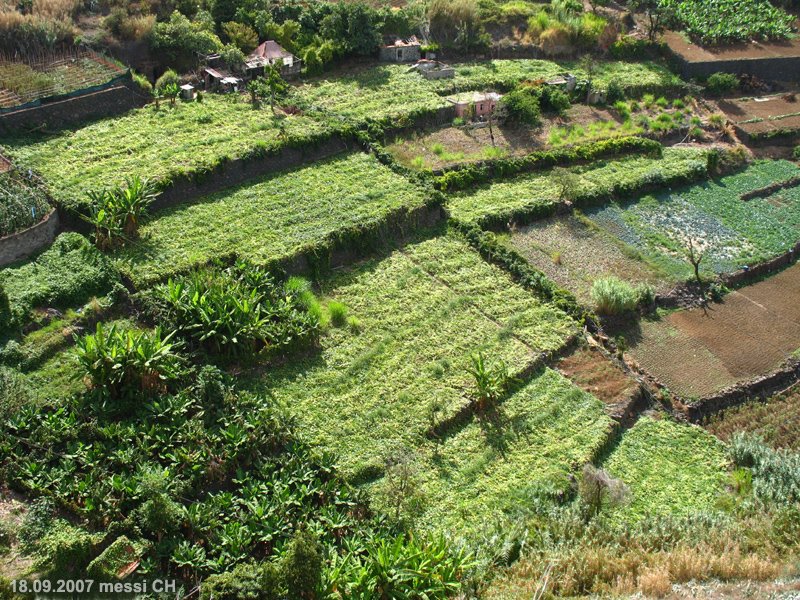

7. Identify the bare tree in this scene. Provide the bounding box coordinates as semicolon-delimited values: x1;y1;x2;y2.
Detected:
578;464;630;521
686;238;704;289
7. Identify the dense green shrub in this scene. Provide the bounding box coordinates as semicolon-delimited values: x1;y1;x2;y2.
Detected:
149;262;320;360
74;323;183;405
83;175;159;250
590;277;640;315
498;88;541;125
730;432;800;504
150;11;222;67
200;562;282;600
537;85;571;115
35;521;100;577
0;233;118;335
705;72;739;96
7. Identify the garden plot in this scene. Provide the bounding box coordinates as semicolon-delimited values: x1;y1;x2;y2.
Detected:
604;417;728;521
387;102;694;171
587;159;800;279
447;146;709;224
556;346;641;422
707;384;800;451
395;367;614;535
719;95;800;140
115;152;429;287
623;261;800;398
506;214;669;304
245;234;578;478
5;94;334;213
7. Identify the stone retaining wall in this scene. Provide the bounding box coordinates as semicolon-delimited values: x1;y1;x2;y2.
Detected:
0;209;59;266
0;82;147;134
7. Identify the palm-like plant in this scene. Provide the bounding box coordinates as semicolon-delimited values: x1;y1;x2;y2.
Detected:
82;176;159;250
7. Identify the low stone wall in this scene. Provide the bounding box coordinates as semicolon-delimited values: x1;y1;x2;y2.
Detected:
0;209;59;266
687;359;800;422
0;82;147;134
723;241;800;287
667;51;800;82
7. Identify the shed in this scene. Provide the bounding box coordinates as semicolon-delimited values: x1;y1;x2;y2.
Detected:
180;84;196;100
246;41;302;79
380;35;421;62
447;91;502;119
409;59;454;80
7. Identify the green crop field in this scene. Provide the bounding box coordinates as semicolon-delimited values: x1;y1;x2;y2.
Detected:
245;233;578;478
430;59;686;97
588;160;800;278
4;95;335;212
447;147;709;224
294;60;686;126
605;417;729;521
115;152;430;287
661;0;794;45
402;367;613;534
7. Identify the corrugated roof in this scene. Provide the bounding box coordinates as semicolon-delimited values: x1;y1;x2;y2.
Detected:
250;40;292;61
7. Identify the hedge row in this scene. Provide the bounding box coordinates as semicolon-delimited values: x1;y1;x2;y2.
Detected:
454;221;591;325
435;137;664;192
471;152;710;231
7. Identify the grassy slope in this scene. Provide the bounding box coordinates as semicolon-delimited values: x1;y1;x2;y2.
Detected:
447;147;708;223
605;417;728;521
245;234;577;477
114;152;429;287
405;367;613;533
4;95;333;210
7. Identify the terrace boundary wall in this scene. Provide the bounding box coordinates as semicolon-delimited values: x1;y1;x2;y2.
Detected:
151;136;353;212
0;208;59;266
0;76;147;134
665;47;800;82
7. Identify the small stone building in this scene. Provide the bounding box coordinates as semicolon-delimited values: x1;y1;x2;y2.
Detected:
409;60;455;80
447;92;502;119
246;41;302;79
380;36;422;62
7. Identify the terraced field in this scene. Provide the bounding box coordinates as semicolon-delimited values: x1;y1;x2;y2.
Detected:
587;160;800;279
447;147;709;224
506;214;669;304
245;233;578;478
115;153;430;286
706;385;800;451
605;417;728;521
4;95;336;212
624;261;800;397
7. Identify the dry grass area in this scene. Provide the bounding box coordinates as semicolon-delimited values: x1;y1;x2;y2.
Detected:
506;214;669;305
706;385;800;451
386;104;628;170
624;262;800;398
484;540;789;599
0;489;32;581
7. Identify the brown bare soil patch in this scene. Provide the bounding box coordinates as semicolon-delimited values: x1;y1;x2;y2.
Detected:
557;346;640;420
507;215;670;305
664;30;800;63
0;489;33;580
720;95;800;137
625;262;800;398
